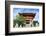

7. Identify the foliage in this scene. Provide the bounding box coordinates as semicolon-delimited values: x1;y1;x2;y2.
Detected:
33;21;39;27
13;15;26;27
13;19;16;27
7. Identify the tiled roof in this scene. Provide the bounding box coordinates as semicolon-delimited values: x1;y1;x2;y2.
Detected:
19;13;36;17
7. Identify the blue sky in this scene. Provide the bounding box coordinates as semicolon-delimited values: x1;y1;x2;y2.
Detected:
13;8;39;22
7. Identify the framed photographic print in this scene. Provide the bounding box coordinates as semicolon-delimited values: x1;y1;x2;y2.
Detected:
5;1;45;35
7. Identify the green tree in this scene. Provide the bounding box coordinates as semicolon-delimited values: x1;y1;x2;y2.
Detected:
13;15;26;27
13;19;16;27
33;21;39;27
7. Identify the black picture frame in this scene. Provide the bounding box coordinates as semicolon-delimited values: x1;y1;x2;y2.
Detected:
5;1;45;35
